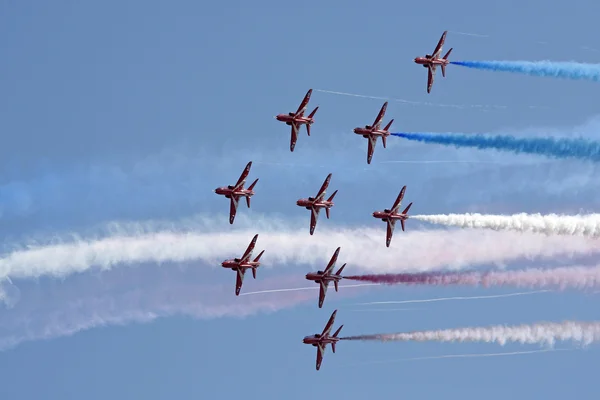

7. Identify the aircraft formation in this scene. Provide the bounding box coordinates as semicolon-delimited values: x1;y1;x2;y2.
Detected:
214;31;451;371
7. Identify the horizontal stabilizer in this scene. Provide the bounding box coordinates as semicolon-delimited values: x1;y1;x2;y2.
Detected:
333;325;343;338
253;250;265;263
335;263;346;277
327;189;338;203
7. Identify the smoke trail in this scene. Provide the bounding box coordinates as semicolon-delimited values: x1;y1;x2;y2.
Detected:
341;321;600;346
411;212;600;238
451;60;600;82
0;268;329;351
345;265;600;291
391;132;600;162
0;218;598;280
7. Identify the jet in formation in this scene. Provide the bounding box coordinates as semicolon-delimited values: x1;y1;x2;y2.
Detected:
413;30;452;93
221;234;265;296
275;89;319;152
305;247;346;308
302;309;343;371
372;185;413;247
353;101;394;164
296;173;337;235
214;161;258;224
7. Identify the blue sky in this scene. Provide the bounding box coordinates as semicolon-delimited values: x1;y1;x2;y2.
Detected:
1;0;600;399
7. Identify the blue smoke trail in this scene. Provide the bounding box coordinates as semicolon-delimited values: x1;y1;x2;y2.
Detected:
451;60;600;82
391;132;600;162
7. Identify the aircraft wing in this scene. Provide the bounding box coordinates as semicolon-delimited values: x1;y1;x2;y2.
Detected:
372;102;388;130
314;173;332;202
427;65;436;94
432;31;447;58
235;268;246;296
367;135;378;164
295;88;313;116
240;234;258;262
323;247;340;276
290;122;300;152
229;196;239;224
318;281;329;308
309;207;321;235
391;186;406;213
321;309;337;336
233;162;252;190
316;343;325;371
386;219;396;247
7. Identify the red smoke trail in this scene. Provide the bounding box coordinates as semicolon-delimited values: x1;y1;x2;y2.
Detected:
344;265;600;290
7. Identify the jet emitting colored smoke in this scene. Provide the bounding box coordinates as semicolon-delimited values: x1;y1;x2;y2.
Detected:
341;321;600;346
411;213;600;238
391;132;600;162
344;265;600;290
451;60;600;82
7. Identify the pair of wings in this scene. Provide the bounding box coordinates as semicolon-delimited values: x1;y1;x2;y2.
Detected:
315;310;338;370
426;31;448;93
318;247;341;308
234;234;258;295
385;186;412;247
289;89;313;152
229;162;253;224
309;173;334;235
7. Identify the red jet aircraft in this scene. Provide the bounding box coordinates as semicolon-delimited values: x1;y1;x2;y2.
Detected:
305;247;346;308
353;101;394;164
214;161;258;224
413;30;453;93
372;185;413;247
221;234;265;296
275;89;319;152
296;173;338;235
302;309;343;371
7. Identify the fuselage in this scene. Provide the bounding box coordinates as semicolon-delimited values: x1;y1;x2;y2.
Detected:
296;198;334;209
305;271;342;283
373;210;408;222
221;258;260;270
275;113;314;125
414;56;449;66
302;334;340;346
353;126;390;137
214;185;254;198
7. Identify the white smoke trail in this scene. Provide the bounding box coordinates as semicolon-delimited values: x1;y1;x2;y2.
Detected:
342;321;600;346
239;283;380;296
412;213;600;238
0;220;598;280
354;290;551;306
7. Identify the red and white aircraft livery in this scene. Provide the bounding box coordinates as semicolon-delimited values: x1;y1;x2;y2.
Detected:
296;173;338;235
372;185;413;247
214;161;258;224
305;247;346;308
221;234;265;296
413;30;452;93
302;309;343;371
275;89;319;152
353;101;394;164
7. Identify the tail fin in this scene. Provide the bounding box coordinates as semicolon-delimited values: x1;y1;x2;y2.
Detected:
308;106;318;119
252;267;257;279
333;325;343;338
253;250;265;263
443;48;452;60
441;48;452;77
247;178;259;191
306;107;318;136
402;202;413;215
335;263;346;281
327;190;338;203
383;119;394;132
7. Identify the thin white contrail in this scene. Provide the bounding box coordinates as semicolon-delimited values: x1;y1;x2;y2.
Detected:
0;217;597;281
240;283;380;296
355;290;551;306
447;30;490;38
412;213;600;238
348;348;573;366
315;89;509;110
